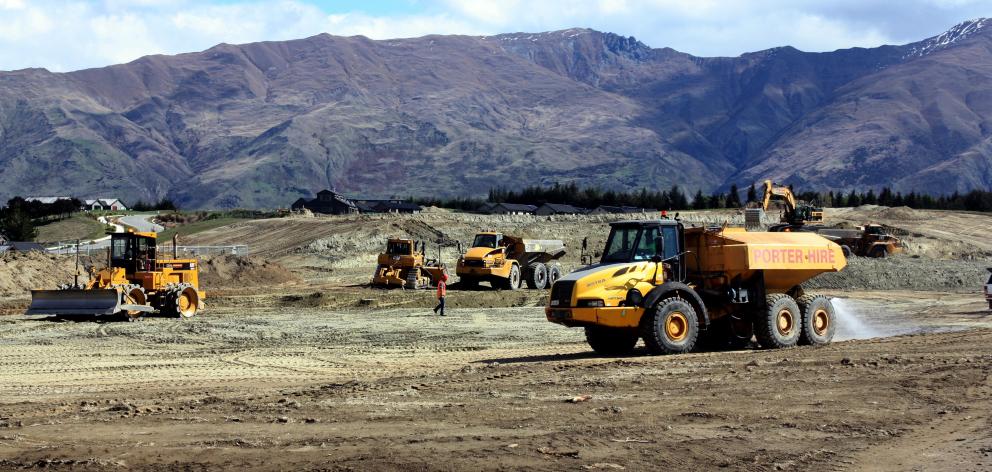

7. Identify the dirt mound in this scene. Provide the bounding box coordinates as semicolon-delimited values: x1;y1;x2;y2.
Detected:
199;254;301;289
875;206;924;221
0;251;76;297
805;256;988;291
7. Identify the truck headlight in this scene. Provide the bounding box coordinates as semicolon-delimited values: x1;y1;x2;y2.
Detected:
577;299;605;308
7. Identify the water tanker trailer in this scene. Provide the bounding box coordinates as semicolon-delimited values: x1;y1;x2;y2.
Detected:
546;220;846;355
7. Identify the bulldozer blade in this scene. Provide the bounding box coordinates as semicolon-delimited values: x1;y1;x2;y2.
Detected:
24;289;149;317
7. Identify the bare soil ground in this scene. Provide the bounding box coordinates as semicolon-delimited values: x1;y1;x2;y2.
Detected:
2;207;992;470
0;292;990;471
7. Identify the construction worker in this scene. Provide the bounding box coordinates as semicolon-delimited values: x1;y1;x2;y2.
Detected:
433;270;448;316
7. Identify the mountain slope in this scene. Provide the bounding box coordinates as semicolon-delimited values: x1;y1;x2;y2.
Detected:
1;21;991;208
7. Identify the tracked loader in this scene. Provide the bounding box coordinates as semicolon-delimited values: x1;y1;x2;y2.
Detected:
456;232;565;290
371;238;447;289
25;231;204;320
547;220;845;355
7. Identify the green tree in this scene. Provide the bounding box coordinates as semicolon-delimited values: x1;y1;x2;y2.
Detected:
0;207;37;241
746;183;757;203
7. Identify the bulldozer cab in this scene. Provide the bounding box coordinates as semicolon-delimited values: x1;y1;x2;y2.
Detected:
111;232;157;274
386;239;414;256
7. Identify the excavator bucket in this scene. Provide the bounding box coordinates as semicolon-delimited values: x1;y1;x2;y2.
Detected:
24;289;152;317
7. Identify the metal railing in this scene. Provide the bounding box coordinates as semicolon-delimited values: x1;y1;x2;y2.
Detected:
43;245;249;257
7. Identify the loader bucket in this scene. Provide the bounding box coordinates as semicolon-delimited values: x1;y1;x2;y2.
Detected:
24;289;151;317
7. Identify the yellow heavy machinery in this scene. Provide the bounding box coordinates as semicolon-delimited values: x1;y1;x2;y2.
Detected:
818;223;903;258
456;232;565;290
759;180;824;231
371;238;447;289
546;220;845;355
25;231;204;320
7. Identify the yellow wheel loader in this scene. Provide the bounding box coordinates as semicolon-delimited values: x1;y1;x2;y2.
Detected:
25;231;204;320
546;220;845;355
371;238;447;289
456;232;565;290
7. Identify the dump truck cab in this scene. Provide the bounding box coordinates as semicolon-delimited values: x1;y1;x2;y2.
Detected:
548;220;846;356
457;232;564;290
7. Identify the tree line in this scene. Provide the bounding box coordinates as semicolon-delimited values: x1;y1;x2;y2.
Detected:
0;197;82;241
420;183;992;213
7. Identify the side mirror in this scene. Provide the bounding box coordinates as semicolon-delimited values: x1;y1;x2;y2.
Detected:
651;236;665;263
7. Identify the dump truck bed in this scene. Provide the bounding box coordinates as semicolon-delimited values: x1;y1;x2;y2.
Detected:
686;227;846;291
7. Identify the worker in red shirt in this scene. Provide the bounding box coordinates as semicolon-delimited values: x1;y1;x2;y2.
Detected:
433;269;448;317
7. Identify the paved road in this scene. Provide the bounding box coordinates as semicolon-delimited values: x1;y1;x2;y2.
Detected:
119;214;163;233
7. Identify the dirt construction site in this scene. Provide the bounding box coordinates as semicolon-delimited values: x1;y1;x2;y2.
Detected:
2;206;992;470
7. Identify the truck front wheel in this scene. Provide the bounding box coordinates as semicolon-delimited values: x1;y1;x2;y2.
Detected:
500;264;521;290
585;326;638;355
754;294;802;349
641;297;699;355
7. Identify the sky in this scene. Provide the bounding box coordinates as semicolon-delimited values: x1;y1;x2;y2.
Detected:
1;0;990;72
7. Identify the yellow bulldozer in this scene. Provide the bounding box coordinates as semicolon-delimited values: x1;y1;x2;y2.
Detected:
546;219;845;355
456;232;565;290
25;231;204;320
371;238;447;289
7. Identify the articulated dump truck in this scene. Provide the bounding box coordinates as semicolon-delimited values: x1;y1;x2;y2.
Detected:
457;232;565;290
546;220;845;355
26;231;204;320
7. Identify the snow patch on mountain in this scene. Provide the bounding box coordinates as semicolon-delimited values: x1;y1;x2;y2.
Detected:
905;18;990;58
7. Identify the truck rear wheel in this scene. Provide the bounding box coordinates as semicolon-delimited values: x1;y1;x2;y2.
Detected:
640;297;699;355
500;264;521;290
754;294;801;349
585;326;638;355
525;263;548;289
548;263;563;285
797;294;835;345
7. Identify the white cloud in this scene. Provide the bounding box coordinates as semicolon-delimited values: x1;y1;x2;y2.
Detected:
0;0;988;72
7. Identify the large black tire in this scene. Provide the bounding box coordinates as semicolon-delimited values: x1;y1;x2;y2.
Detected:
869;245;888;258
796;294;836;345
640;297;699;355
525;262;548;289
585;326;638;356
841;245;853;258
548;263;563;285
499;264;521;290
754;294;801;349
459;276;479;290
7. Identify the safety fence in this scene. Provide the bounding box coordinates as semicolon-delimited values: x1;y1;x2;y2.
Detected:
43;244;249;257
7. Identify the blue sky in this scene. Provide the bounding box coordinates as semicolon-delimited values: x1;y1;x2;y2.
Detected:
1;0;990;72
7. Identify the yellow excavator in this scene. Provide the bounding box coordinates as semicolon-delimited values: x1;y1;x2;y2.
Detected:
760;180;824;231
25;231;204;320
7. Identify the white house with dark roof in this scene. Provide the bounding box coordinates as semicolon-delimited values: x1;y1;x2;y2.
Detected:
82;198;128;211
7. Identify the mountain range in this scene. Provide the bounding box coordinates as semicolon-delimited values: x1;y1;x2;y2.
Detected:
2;19;992;208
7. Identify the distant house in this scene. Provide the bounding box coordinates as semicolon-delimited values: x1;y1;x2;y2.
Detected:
475;202;498;214
373;201;423;214
291;190;358;215
534;203;585;216
348;199;422;214
25;196;73;205
82;198;128;211
488;203;537;215
588;205;656;215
